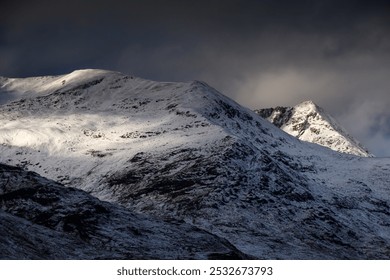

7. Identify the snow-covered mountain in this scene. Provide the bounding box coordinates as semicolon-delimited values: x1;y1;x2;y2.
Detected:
255;101;372;157
1;69;389;259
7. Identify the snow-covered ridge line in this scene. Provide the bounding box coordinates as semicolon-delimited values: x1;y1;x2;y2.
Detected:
255;100;373;157
0;69;126;105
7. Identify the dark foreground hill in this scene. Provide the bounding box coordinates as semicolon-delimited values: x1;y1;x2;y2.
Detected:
0;164;247;259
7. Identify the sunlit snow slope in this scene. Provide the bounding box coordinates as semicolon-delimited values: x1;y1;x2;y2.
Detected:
1;69;389;259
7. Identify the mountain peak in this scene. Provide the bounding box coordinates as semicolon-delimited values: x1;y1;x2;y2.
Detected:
63;69;129;81
0;69;134;106
256;101;373;157
298;99;316;105
296;100;318;109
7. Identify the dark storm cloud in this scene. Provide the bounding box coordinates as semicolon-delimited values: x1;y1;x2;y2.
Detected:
2;0;388;75
1;0;390;155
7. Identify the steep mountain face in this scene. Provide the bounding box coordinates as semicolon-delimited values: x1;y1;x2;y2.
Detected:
255;101;372;157
0;163;246;259
1;69;389;259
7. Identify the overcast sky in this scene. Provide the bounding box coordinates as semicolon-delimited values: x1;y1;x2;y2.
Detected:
1;0;390;156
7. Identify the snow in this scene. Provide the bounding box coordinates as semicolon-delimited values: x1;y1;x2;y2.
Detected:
1;69;389;259
255;100;373;157
0;69;114;102
0;163;244;259
0;71;226;193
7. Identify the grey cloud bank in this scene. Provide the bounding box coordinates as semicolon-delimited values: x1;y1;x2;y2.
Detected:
1;0;389;155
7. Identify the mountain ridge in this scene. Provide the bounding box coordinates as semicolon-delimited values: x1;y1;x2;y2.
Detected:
1;69;389;259
255;100;372;157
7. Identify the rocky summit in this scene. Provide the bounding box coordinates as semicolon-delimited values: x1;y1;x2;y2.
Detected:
255;100;372;157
